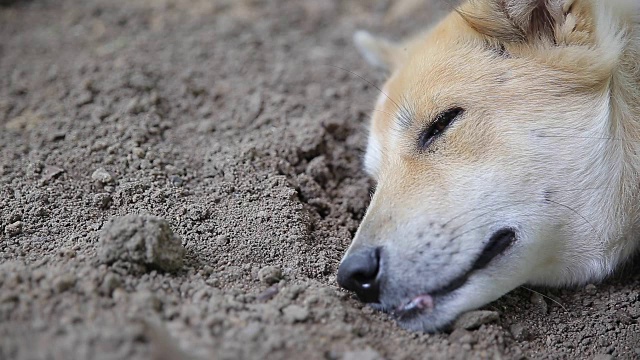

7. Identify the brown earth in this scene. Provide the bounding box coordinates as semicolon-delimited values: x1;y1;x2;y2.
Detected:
1;1;639;359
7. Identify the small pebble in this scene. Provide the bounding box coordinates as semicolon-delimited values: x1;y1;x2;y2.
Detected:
530;292;548;314
42;165;65;182
258;266;282;285
8;213;21;223
454;310;499;330
187;205;208;221
53;274;76;293
132;147;145;159
91;106;108;121
75;91;93;106
199;265;214;277
100;273;121;296
342;347;383;360
509;323;528;341
132;291;162;312
593;355;614;360
282;304;309;323
93;193;113;209
92;168;114;184
240;323;263;341
5;221;23;236
0;292;19;303
584;284;598;295
169;175;183;186
256;284;279;302
216;235;229;246
58;248;76;259
449;328;476;344
47;131;66;142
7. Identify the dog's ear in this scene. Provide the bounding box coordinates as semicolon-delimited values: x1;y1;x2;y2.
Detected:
462;0;638;48
353;30;404;71
501;0;566;41
459;0;567;43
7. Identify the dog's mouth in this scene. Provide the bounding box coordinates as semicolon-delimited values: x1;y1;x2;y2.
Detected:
387;228;517;321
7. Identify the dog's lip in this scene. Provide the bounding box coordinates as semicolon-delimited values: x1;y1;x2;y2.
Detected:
376;229;517;321
391;294;435;320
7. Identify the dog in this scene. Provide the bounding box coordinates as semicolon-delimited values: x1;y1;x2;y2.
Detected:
337;0;640;332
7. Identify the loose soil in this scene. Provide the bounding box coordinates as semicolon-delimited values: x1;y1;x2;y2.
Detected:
1;1;639;359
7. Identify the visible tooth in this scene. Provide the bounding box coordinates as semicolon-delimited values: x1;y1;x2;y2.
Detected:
414;295;434;310
401;301;416;312
399;295;434;313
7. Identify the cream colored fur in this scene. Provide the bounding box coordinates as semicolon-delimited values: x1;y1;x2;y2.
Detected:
345;0;640;332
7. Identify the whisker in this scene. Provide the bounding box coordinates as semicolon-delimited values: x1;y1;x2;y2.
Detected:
521;286;567;312
545;199;603;244
372;108;397;119
537;125;601;132
446;213;543;245
448;197;603;246
326;65;401;111
536;134;636;142
446;200;530;234
442;185;613;236
546;186;614;193
442;198;533;229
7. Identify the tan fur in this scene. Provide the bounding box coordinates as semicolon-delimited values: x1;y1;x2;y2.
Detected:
344;0;640;332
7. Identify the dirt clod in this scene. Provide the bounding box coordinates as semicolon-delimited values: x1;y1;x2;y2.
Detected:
258;266;282;285
98;215;185;272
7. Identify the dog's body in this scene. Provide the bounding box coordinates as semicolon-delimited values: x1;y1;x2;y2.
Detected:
337;0;640;332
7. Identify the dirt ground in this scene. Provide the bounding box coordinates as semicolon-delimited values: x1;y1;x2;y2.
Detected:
1;0;639;359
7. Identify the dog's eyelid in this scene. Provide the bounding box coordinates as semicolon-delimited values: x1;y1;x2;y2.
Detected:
417;107;465;150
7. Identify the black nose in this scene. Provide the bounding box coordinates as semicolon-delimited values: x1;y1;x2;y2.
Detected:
337;247;381;303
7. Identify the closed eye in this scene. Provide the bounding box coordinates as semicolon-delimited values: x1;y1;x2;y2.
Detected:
418;107;465;150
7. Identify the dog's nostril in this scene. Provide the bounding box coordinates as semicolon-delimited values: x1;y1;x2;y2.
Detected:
337;247;381;303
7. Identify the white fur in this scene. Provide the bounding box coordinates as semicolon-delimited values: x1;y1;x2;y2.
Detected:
364;130;383;176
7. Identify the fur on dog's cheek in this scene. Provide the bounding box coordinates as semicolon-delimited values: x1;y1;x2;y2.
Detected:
365;131;383;177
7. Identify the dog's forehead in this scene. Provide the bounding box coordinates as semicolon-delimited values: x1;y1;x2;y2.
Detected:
365;28;487;177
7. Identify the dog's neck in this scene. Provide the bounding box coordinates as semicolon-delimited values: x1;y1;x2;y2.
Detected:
603;14;640;263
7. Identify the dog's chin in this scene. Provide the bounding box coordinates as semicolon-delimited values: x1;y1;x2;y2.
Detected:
370;292;460;333
396;309;453;333
363;230;520;332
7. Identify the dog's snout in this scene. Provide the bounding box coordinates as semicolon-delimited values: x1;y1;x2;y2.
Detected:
337;247;382;303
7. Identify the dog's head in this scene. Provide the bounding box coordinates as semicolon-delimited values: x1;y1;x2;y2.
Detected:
338;0;640;332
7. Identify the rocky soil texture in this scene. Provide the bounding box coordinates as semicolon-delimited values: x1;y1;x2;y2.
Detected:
1;1;639;359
